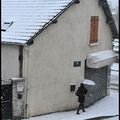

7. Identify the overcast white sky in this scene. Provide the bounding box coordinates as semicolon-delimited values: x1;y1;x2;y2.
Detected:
108;0;118;9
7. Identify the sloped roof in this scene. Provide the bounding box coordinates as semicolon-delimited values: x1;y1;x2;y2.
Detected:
112;14;119;32
1;0;76;45
99;0;119;39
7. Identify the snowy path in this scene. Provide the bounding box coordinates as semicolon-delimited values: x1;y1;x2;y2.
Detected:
110;63;119;85
85;115;118;120
23;90;119;120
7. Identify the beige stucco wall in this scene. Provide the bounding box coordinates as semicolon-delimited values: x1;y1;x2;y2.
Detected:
23;0;112;117
1;44;19;80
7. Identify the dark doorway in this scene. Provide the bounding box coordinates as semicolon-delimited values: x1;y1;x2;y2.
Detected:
1;80;12;119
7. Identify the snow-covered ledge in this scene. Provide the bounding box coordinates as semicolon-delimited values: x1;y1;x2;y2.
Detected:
86;50;118;68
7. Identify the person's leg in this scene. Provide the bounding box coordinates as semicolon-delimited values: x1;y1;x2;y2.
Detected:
76;103;81;114
81;103;85;112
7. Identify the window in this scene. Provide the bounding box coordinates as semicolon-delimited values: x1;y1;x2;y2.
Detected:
1;21;13;31
73;61;81;67
89;16;99;44
70;85;75;92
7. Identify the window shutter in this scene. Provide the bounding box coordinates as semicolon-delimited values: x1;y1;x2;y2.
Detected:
90;16;99;44
94;16;99;42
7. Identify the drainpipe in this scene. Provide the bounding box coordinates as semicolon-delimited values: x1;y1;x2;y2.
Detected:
19;46;23;77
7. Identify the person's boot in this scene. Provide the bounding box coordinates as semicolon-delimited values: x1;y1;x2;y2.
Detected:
83;110;86;112
76;112;80;114
76;110;80;114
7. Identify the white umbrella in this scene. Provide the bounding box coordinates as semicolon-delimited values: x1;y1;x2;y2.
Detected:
82;79;95;85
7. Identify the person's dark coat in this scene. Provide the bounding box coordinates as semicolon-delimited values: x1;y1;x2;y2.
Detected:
75;83;87;103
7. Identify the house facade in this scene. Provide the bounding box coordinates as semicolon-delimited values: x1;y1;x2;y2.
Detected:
1;0;118;119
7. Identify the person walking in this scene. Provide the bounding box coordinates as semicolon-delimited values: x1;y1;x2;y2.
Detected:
75;83;88;114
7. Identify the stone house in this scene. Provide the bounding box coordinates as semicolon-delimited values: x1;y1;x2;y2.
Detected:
1;0;118;119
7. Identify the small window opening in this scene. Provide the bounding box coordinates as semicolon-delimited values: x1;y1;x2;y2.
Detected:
73;61;81;67
70;85;76;92
1;21;13;31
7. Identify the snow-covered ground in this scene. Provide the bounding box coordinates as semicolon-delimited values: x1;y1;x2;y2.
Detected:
23;90;119;120
111;63;119;71
110;63;119;85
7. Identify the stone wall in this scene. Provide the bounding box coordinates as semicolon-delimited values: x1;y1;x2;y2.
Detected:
84;66;109;107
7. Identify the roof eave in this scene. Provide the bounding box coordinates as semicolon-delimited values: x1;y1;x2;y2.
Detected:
1;41;25;46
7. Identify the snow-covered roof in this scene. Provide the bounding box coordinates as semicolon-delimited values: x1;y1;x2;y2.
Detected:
113;39;119;52
88;50;117;61
1;0;76;45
